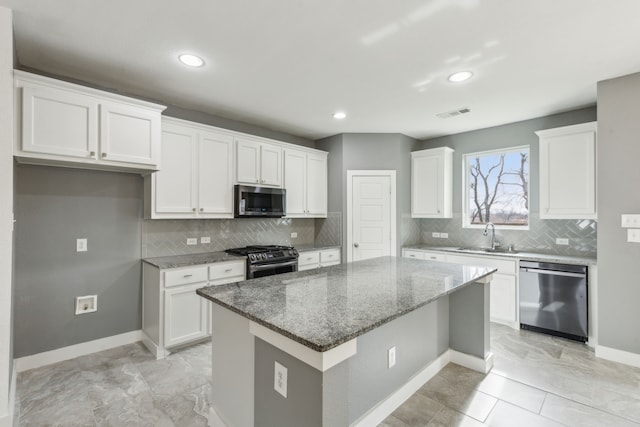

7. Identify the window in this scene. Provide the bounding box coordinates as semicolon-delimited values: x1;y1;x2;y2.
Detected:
463;146;529;228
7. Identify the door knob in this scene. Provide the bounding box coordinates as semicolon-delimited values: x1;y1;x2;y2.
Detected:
354;243;359;248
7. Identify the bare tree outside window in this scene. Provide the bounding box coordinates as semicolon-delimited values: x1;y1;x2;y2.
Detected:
464;147;529;227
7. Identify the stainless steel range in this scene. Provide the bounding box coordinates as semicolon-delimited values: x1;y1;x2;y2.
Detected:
225;245;299;279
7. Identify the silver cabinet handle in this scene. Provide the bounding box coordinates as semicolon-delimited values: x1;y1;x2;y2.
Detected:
255;179;259;183
354;243;359;248
224;269;232;272
183;274;193;278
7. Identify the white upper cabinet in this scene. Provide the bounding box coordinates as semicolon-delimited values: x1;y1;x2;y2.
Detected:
14;70;165;172
411;147;454;218
284;148;328;218
146;117;234;219
537;122;597;219
236;137;282;187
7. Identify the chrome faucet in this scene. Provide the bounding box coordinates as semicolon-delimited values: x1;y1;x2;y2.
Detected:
483;222;498;250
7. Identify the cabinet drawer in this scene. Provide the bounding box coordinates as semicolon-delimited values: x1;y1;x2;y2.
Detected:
403;250;425;260
164;266;208;288
320;249;340;265
298;251;320;266
209;261;245;283
446;254;516;275
422;251;446;262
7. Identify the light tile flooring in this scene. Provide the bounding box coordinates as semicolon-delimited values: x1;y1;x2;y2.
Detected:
15;324;640;426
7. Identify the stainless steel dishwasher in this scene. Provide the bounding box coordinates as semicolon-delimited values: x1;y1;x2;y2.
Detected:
519;260;588;342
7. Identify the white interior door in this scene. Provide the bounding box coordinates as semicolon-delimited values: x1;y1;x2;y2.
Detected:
348;171;396;262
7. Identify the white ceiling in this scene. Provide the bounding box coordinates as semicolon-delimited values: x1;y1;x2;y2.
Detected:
2;0;640;140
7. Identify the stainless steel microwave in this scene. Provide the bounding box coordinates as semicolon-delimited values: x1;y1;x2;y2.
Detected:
234;185;286;218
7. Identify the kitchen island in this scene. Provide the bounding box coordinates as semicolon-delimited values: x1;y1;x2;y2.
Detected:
197;256;496;427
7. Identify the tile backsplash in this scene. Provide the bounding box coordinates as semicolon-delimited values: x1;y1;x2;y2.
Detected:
420;213;597;257
314;212;342;247
142;217;315;258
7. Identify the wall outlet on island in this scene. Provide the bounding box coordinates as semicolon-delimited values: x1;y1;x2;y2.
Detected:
555;238;569;245
274;361;288;398
186;238;198;246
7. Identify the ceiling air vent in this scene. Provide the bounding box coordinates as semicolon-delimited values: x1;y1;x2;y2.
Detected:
436;107;471;119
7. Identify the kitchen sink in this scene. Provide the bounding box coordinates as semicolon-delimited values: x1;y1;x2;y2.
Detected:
456;247;519;254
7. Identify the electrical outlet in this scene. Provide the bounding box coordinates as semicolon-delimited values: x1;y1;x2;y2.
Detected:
432;232;441;238
555;238;569;245
76;238;87;252
186;238;198;246
628;229;640;243
291;232;298;238
388;346;396;368
274;361;288;398
201;236;211;244
621;214;640;228
440;232;449;239
75;295;97;315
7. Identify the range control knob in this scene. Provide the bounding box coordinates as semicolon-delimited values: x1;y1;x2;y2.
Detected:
249;254;255;261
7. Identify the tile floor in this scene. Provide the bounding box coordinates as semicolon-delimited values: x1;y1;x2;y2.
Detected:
15;324;640;426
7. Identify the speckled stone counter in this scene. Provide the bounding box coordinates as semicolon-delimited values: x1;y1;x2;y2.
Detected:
143;251;244;269
403;244;596;266
296;244;341;252
197;256;495;352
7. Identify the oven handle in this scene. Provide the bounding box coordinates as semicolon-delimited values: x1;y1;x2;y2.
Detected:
520;268;586;278
249;259;299;271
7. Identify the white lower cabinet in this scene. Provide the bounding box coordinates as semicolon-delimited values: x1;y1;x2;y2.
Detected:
142;259;245;358
401;249;518;328
298;248;341;271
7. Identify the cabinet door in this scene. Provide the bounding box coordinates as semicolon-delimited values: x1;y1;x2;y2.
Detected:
490;273;517;325
99;101;160;166
284;149;307;216
412;153;442;217
539;124;596;219
236;138;260;185
164;283;209;348
154;124;197;214
199;130;234;215
260;143;283;187
306;153;328;217
21;85;98;159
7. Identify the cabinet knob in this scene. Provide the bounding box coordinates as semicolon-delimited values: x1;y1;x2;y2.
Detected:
256;179;259;183
354;243;359;248
199;208;203;212
192;208;196;212
102;152;107;158
89;151;95;157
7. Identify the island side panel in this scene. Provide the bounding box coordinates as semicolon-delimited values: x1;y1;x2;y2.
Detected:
347;297;449;423
254;338;324;427
449;281;490;359
210;305;255;427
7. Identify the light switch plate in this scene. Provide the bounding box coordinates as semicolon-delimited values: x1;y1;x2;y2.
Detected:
186;238;197;246
291;232;298;238
274;361;288;398
628;229;640;243
432;232;441;238
440;232;449;239
555;238;569;245
200;236;211;244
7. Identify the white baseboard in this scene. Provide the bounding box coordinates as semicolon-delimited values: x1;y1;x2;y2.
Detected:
596;345;640;369
141;332;168;360
15;330;143;372
0;363;16;427
450;350;494;374
352;350;451;427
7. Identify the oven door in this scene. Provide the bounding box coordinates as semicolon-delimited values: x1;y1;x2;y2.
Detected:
248;259;298;279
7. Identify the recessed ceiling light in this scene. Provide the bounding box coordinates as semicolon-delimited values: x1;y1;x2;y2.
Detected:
178;54;205;67
333;111;347;119
448;71;473;83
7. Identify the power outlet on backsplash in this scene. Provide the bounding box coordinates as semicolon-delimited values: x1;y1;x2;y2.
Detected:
555;238;569;245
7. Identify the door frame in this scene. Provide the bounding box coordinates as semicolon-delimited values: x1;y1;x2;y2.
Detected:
346;170;397;263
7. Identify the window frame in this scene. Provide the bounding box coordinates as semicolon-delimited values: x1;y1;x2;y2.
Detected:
462;145;530;230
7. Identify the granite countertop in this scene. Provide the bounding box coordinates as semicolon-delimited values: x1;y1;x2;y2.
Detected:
197;256;495;352
296;245;342;252
143;251;245;269
403;244;596;266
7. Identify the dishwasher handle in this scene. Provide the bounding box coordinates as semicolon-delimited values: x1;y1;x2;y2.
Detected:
520;267;586;278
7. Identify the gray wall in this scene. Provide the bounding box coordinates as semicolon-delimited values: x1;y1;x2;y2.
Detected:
418;107;598;256
13;165;143;357
597;72;640;355
316;133;419;259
